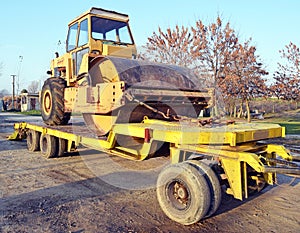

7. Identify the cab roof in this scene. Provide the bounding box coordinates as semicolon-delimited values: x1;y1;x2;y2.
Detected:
69;7;130;26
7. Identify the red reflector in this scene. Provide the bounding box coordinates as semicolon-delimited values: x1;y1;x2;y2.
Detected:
144;128;151;143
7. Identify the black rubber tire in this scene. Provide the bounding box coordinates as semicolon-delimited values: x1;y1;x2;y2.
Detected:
156;162;211;225
40;77;71;125
188;160;222;218
39;134;57;158
57;138;67;157
26;129;40;151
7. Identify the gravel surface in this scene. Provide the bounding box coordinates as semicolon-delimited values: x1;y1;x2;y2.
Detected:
0;112;299;233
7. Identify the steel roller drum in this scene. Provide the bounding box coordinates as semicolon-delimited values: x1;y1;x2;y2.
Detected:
84;56;202;136
88;56;201;89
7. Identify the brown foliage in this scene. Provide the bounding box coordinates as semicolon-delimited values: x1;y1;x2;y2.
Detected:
191;16;239;87
142;16;268;120
221;39;268;100
142;25;194;67
220;40;268;121
272;42;300;101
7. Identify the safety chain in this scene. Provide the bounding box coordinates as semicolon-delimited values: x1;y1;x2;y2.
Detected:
124;91;226;127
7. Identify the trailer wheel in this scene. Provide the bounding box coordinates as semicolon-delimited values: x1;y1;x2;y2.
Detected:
40;134;57;158
26;129;40;151
156;162;211;225
188;160;222;218
41;77;71;125
57;138;67;157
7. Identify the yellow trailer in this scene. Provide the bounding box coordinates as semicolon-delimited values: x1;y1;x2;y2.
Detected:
9;118;300;225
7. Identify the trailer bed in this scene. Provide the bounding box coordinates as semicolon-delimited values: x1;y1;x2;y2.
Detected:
8;118;300;225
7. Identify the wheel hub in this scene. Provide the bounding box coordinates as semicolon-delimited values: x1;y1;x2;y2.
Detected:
44;91;51;114
173;182;189;205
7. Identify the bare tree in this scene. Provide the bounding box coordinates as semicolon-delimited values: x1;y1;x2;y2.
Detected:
142;16;268;119
190;16;239;87
143;16;239;86
273;42;300;102
221;39;268;122
141;25;195;68
28;81;40;93
190;16;240;116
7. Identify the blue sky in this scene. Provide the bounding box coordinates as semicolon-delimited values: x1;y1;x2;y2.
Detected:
0;0;299;93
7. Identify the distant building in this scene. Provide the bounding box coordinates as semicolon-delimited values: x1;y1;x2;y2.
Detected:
20;93;40;112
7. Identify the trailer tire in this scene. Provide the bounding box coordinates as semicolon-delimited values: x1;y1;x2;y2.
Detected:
156;162;211;225
188;160;222;218
40;134;57;158
57;138;67;157
26;129;40;151
41;77;71;125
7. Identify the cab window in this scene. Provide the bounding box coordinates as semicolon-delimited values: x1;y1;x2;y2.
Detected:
67;23;78;51
78;19;88;47
91;16;133;44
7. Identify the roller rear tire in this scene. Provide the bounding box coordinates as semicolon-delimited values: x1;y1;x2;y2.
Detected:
41;77;70;125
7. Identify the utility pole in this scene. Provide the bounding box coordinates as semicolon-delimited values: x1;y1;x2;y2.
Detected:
11;74;16;110
17;55;23;95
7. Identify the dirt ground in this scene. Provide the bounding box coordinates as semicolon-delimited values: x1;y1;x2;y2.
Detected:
0;112;299;233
